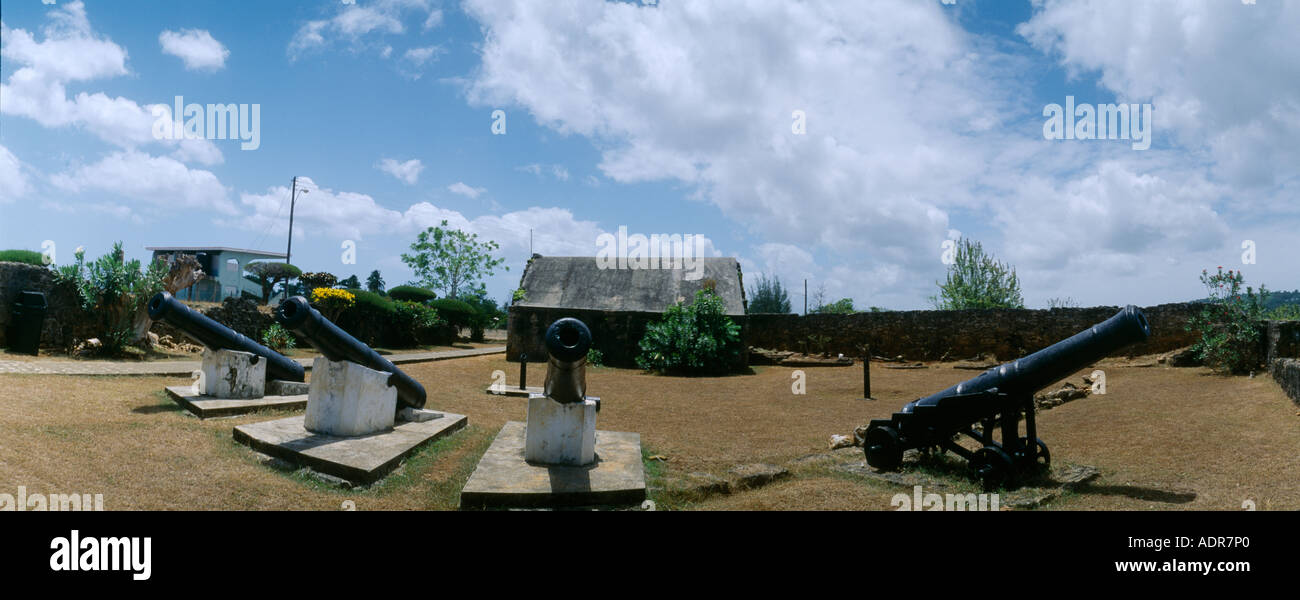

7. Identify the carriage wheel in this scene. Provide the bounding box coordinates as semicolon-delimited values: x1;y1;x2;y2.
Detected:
1019;437;1050;468
972;446;1015;492
864;426;903;471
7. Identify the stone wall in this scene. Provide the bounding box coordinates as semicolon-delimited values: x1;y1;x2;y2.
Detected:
0;261;95;350
1270;359;1300;407
1265;320;1300;364
745;303;1202;361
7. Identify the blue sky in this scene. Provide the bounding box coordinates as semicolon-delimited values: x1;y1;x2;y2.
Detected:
2;0;1296;310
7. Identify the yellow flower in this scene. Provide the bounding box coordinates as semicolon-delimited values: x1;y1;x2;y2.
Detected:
311;287;355;308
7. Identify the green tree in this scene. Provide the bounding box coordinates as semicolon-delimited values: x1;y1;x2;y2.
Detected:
245;262;301;303
400;220;507;298
366;269;385;294
1186;267;1269;374
299;270;338;293
747;274;792;313
930;238;1024;309
339;274;361;289
814;298;856;314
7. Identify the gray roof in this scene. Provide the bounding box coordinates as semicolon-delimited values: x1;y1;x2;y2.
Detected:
145;246;287;258
516;256;746;315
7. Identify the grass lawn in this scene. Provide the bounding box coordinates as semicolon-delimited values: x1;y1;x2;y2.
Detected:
1;354;1296;510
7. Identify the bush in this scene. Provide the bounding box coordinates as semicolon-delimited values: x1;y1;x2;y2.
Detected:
636;289;743;375
53;243;166;355
430;298;477;330
389;285;437;303
394;301;452;346
0;249;47;266
1268;304;1300;321
586;348;604;367
261;323;296;351
1186;267;1268;374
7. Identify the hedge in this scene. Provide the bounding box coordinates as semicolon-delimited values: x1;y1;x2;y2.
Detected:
388;285;437;303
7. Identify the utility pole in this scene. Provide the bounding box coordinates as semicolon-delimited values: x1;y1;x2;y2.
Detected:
804;279;808;315
286;176;297;265
286;176;308;265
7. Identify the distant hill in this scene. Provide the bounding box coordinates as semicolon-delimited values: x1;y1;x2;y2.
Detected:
1192;289;1300;310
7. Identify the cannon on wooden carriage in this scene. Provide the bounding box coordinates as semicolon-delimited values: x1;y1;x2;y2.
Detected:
863;305;1151;490
148;291;305;383
275;295;427;410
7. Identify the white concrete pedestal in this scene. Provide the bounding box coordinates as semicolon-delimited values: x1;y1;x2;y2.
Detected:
524;395;597;466
304;358;397;437
198;349;266;399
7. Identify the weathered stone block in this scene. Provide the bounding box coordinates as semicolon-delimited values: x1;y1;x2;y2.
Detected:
304;357;397;437
199;349;266;399
524;395;597;466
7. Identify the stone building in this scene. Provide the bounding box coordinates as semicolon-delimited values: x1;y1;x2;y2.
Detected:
506;255;747;367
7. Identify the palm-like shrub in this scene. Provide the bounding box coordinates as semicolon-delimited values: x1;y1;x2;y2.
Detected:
636;289;742;375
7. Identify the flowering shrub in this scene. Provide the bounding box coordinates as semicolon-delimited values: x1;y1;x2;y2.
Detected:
1186;267;1268;374
311;287;355;320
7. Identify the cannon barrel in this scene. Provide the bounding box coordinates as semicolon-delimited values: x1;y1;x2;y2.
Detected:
147;291;304;382
903;305;1150;413
543;318;592;404
275;296;426;410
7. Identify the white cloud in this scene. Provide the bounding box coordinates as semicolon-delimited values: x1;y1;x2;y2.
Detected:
0;145;31;203
377;158;424;184
463;0;1007;304
447;181;485;199
159;29;229;71
0;2;223;164
462;0;1298;308
424;9;444;31
1018;0;1300;190
289;0;442;59
518;163;569;181
50;150;234;216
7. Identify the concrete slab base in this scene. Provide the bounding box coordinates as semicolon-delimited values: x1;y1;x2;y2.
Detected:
485;385;544;397
232;412;467;485
165;386;308;419
460;421;646;509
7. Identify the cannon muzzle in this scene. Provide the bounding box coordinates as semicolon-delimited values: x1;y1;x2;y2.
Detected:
543;318;592;404
275;296;427;410
148;291;304;382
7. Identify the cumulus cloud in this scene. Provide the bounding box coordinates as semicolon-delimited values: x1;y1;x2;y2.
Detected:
0;2;222;163
377;158;424;184
50;150;234;216
462;0;1297;308
1018;0;1300;190
447;182;485;199
159;29;229;71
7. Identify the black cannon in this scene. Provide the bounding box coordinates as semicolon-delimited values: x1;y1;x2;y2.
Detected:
863;305;1151;490
148;291;305;383
275;296;426;410
542;318;592;404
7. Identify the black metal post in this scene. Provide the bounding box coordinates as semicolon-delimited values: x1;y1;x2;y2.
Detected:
519;352;527;390
862;353;872;400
